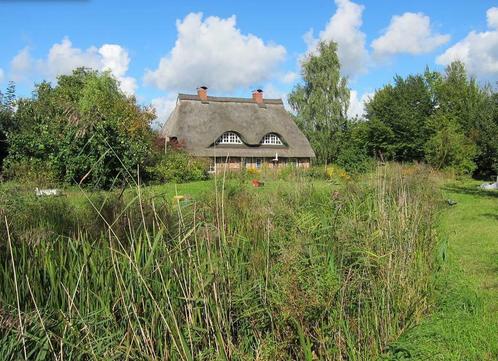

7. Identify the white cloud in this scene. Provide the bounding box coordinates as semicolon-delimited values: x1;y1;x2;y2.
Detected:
372;12;450;58
305;0;368;78
10;47;32;82
151;95;178;129
0;68;4;85
487;7;498;29
144;12;286;92
348;90;372;119
437;8;498;80
10;38;136;95
98;44;137;95
281;71;298;84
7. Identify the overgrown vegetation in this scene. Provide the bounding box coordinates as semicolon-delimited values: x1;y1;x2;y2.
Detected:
147;149;209;184
0;164;443;360
2;68;156;188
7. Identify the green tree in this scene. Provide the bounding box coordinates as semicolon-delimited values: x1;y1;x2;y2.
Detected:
0;81;16;170
433;61;496;178
288;41;350;164
424;114;477;174
5;68;155;188
365;73;435;161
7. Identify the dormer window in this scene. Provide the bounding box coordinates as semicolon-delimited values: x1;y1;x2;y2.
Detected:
261;133;283;145
216;131;243;144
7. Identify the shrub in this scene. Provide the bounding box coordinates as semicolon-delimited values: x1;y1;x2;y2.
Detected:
147;150;208;183
3;158;58;187
424;115;477;175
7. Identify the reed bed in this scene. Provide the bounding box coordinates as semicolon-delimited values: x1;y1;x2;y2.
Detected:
0;164;443;360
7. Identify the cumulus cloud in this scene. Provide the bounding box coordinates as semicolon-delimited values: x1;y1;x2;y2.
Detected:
305;0;368;78
348;90;372;119
10;38;136;95
151;95;179;129
487;7;498;29
372;12;450;58
281;71;298;84
144;13;286;92
437;7;498;80
10;47;33;82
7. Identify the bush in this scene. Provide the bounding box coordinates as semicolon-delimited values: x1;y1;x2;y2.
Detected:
147;150;208;183
3;158;58;187
424;115;477;175
336;145;375;174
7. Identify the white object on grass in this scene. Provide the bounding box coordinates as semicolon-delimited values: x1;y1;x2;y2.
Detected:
480;177;498;190
35;188;62;197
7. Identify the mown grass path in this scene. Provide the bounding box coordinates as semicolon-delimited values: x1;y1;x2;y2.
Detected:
390;180;498;360
441;181;498;315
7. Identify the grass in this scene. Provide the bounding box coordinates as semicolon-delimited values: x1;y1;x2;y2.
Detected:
0;164;443;360
386;180;498;360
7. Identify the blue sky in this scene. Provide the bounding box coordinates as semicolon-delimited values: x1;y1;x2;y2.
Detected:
1;0;497;121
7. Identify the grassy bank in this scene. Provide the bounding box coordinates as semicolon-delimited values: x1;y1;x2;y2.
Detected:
387;180;498;360
0;164;442;360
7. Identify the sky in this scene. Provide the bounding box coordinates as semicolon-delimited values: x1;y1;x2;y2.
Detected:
1;0;497;124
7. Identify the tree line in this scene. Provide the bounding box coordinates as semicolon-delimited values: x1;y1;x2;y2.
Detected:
290;42;498;177
1;43;497;189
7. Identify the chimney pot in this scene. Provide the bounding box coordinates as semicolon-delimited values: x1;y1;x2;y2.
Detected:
197;86;208;101
252;89;264;104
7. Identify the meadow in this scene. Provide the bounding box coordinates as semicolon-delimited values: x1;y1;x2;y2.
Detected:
0;164;496;360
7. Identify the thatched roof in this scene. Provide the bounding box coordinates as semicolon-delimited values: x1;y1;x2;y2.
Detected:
160;93;315;158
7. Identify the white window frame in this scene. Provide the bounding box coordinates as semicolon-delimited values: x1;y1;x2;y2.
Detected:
216;131;243;145
261;133;283;145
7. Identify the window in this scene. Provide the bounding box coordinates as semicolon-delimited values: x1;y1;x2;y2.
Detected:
255;158;263;169
216;131;243;144
261;133;283;145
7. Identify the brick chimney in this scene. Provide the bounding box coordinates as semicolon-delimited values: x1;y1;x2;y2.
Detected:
197;86;208;101
252;89;264;104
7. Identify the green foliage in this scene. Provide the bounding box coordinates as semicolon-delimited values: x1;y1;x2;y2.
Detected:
363;61;498;178
424;114;477;175
4;68;155;189
365;73;435;161
288;41;350;164
0;164;442;360
385;181;498;360
0;81;16;170
2;159;58;186
335;124;375;173
147;149;208;183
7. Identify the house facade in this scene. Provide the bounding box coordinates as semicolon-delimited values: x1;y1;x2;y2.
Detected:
160;87;315;171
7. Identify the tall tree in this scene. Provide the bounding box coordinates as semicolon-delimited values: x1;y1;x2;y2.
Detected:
365;73;435;161
288;41;350;164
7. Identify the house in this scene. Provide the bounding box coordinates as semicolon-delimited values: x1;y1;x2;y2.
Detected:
160;87;315;171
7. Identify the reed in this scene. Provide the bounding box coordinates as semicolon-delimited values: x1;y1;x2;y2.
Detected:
0;163;442;360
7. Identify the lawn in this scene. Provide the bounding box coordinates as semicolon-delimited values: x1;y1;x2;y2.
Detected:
388;180;498;360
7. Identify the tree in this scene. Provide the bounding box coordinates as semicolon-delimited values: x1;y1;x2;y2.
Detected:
365;73;435;161
424;113;477;174
432;61;496;178
0;81;16;170
5;68;155;188
288;41;350;164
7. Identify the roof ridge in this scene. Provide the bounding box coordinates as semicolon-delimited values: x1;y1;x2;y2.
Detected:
177;93;283;105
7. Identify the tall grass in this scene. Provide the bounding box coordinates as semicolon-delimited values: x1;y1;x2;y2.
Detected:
0;163;442;360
